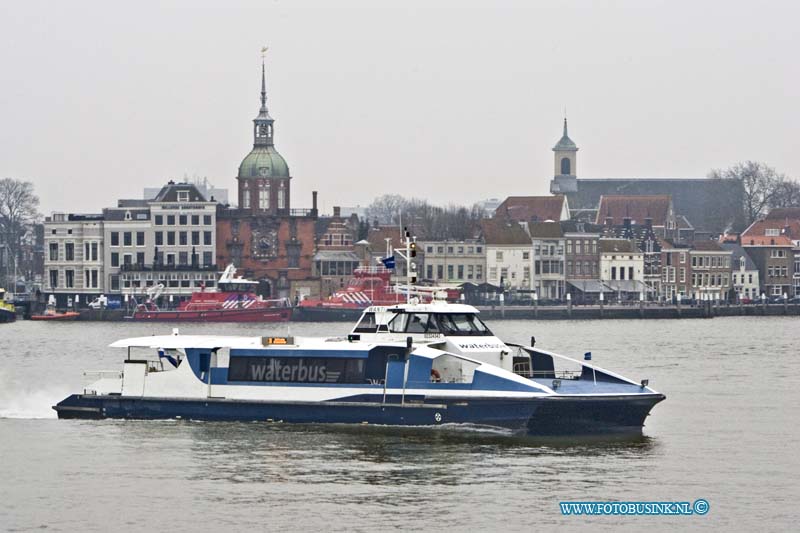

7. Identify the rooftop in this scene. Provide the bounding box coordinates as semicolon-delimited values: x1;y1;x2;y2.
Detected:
600;239;638;254
495;195;567;223
480;218;530;245
596;195;673;226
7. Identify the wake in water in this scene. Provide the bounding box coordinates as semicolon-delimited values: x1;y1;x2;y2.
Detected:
0;369;70;419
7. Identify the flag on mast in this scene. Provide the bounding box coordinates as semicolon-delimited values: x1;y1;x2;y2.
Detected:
381;256;396;269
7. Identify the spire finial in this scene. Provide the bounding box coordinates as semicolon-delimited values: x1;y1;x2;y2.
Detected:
563;116;568;137
260;46;268;112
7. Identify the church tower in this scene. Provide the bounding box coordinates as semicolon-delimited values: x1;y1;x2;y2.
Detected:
549;118;579;194
237;57;291;215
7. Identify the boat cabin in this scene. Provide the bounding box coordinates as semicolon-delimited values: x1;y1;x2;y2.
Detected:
350;302;519;373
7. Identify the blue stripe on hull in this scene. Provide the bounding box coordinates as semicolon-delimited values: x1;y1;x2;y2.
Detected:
54;393;664;435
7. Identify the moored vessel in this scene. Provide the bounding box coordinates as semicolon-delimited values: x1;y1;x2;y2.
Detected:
127;265;291;322
0;288;16;323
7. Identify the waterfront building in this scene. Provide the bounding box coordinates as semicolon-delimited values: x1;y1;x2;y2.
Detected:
313;206;362;297
215;59;319;300
144;177;228;206
599;238;647;301
547;120;745;233
764;208;800;297
43;213;105;306
560;220;603;302
494;195;570;223
603;217;663;297
741;216;797;298
107;182;219;300
480;218;532;290
529;221;565;300
687;241;733;301
720;243;760;301
419;239;485;286
660;241;691;300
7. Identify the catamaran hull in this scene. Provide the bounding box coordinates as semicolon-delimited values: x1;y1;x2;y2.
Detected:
54;393;664;435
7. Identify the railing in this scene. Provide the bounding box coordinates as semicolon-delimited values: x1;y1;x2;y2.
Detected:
120;263;218;272
83;370;122;379
513;368;582;380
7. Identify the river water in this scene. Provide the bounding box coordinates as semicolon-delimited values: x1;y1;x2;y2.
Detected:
1;317;798;532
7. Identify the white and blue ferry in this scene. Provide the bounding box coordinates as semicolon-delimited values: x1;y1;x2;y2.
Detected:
54;234;665;435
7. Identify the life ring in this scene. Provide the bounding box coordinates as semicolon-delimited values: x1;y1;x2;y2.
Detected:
430;368;441;382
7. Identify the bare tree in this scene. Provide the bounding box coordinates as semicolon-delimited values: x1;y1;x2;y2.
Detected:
0;178;40;286
769;179;800;209
364;194;485;240
709;161;785;225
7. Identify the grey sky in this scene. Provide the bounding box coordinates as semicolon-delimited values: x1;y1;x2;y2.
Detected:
2;0;798;215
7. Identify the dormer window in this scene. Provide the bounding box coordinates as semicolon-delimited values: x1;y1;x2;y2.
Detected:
178;191;190;202
765;228;779;236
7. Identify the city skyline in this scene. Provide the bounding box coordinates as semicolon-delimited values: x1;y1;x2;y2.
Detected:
2;0;798;215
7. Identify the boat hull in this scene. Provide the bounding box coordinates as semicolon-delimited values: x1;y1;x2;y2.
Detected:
0;308;15;323
30;312;80;321
292;305;365;322
127;307;292;322
54;393;664;435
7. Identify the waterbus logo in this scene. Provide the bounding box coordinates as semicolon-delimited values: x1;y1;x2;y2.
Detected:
249;359;330;383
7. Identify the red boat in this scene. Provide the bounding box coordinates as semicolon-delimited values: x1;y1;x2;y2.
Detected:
295;266;434;321
127;265;291;322
30;308;81;321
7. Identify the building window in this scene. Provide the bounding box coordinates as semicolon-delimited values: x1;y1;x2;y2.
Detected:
500;267;509;281
179;215;187;226
136;252;145;266
111;252;119;267
489;267;498;281
179;232;188;246
167;232;175;246
167;215;175;225
467;264;474;279
203;215;212;225
123;232;132;246
49;270;58;288
561;157;571;175
437;265;444;280
203;251;213;266
204;231;212;246
178;191;189;202
136;232;145;246
191;215;199;225
476;265;483;280
111;232;119;246
522;251;530;260
496;251;503;261
123;254;132;266
49;242;59;261
155;215;163;226
523;266;530;280
91;242;99;261
567;260;573;275
155;232;163;246
680;268;686;283
242;189;250;209
611;266;617;280
65;270;74;288
192;231;200;246
278;182;286;209
178;252;188;265
447;265;454;280
457;265;464;279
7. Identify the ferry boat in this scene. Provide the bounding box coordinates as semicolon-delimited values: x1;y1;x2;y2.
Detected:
293;266;406;321
0;288;16;323
127;265;291;322
54;233;665;435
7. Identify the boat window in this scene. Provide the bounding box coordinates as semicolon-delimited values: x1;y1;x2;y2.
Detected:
435;314;493;336
353;312;377;333
388;313;408;333
404;313;439;333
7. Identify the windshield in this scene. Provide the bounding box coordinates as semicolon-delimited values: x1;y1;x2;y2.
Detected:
387;312;493;336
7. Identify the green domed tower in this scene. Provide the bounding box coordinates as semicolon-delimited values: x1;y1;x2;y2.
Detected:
237;59;291;214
